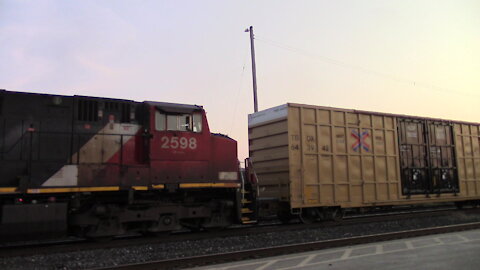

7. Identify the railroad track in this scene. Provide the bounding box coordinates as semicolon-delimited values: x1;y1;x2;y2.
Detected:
0;206;478;259
94;222;480;270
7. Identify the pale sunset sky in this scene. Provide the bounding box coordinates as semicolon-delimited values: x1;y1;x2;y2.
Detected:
0;1;479;160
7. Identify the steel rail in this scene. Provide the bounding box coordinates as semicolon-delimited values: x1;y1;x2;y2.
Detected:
1;206;478;258
94;222;480;270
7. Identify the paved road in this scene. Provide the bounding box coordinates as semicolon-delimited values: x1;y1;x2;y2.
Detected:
191;229;480;270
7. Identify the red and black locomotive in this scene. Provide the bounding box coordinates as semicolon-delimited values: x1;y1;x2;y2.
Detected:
0;89;248;240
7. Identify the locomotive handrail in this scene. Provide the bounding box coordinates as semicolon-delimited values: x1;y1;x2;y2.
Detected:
0;130;29;155
5;130;138;136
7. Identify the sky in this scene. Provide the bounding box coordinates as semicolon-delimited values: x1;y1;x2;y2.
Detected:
0;0;479;160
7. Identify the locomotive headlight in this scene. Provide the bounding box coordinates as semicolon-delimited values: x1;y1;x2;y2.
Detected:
219;172;238;181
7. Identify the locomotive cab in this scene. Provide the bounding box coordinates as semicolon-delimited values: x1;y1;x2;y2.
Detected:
146;101;239;188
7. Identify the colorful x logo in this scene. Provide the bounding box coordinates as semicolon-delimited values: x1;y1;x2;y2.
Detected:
351;130;370;152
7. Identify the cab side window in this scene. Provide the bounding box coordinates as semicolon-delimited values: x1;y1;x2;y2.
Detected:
177;114;190;131
155;111;202;133
155;112;166;131
167;115;178;131
193;114;202;132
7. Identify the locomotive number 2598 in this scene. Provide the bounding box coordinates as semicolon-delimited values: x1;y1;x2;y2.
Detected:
161;136;197;150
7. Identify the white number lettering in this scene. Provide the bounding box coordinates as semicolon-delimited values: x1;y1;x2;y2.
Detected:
161;136;169;148
170;137;179;148
189;137;197;149
161;136;198;150
180;137;188;149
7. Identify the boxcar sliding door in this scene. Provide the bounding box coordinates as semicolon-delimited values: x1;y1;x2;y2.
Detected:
427;121;458;194
398;118;458;196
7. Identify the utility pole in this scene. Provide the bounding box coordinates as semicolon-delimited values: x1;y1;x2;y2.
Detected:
245;26;258;113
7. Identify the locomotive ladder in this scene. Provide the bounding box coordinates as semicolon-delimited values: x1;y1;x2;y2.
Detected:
239;163;258;224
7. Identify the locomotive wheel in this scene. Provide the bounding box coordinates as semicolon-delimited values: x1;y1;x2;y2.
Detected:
181;218;204;232
141;230;170;237
84;225;114;241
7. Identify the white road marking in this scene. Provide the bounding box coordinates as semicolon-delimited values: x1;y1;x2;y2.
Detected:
405;240;414;249
254;260;278;270
434;237;444;245
456;234;470;242
297;254;317;267
340;248;352;260
192;231;478;270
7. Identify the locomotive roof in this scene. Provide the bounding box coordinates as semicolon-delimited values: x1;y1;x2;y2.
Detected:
0;89;205;114
145;101;204;114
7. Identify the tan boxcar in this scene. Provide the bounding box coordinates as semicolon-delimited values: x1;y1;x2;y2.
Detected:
248;103;480;212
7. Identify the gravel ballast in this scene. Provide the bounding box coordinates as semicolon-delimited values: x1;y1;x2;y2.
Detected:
1;211;480;270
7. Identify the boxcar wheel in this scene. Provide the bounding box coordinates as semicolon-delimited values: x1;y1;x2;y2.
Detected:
328;208;344;222
300;208;319;224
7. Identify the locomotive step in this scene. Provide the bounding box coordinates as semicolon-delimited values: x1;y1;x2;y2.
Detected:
241;217;257;224
241;208;254;214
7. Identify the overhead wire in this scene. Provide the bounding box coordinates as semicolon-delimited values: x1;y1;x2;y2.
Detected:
254;35;479;98
228;45;249;136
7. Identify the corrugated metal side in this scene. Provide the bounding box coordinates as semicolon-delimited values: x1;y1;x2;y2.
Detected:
455;123;480;197
288;104;400;208
248;105;290;201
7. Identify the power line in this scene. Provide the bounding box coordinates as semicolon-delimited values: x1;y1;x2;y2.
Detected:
254;36;479;98
228;47;249;136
